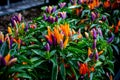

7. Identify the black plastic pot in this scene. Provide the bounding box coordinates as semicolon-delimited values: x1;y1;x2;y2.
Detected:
0;0;23;6
49;0;58;5
0;1;7;6
10;0;22;3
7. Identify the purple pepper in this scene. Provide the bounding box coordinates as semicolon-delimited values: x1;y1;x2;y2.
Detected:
45;6;49;13
10;39;13;49
46;6;52;14
70;0;73;4
47;16;51;22
18;13;22;22
46;6;56;14
51;6;57;13
44;43;50;52
0;40;2;44
50;17;54;23
91;12;96;21
10;18;15;27
97;28;103;37
24;24;29;32
48;40;53;46
15;15;21;23
43;14;47;21
93;39;97;49
59;2;66;8
55;16;58;22
78;0;82;4
47;16;50;22
102;16;106;21
45;35;53;46
47;16;57;23
12;17;17;21
0;56;6;67
51;34;57;46
107;35;114;43
81;76;84;79
49;16;53;23
95;49;99;60
60;12;67;19
93;28;97;39
89;53;94;59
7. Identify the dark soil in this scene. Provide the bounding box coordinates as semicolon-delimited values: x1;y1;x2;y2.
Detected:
0;6;43;33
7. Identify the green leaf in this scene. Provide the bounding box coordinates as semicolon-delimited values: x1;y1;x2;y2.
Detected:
68;47;86;54
107;46;113;60
27;44;40;49
32;60;45;68
18;55;32;64
66;53;73;57
112;44;119;55
30;57;39;62
84;58;91;63
90;72;93;80
107;67;114;75
50;50;56;57
60;63;66;80
71;66;78;80
0;42;8;56
81;10;90;18
95;61;102;67
90;24;98;28
17;73;31;79
51;57;58;80
99;55;105;61
31;49;44;58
